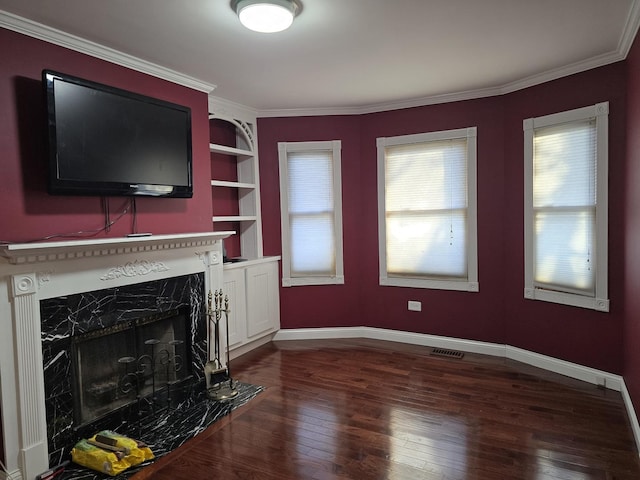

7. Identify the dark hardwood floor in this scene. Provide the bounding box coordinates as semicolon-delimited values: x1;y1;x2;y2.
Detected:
131;338;640;479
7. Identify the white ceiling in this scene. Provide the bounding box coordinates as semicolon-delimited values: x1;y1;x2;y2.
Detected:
1;0;639;116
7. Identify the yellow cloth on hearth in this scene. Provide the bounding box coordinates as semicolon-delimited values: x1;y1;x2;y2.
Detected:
71;430;154;476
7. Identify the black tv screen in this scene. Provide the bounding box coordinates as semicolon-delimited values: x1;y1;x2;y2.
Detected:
43;70;193;198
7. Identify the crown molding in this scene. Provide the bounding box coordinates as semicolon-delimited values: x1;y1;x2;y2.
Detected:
3;0;640;117
0;10;216;94
208;95;259;123
256;85;506;118
499;50;626;96
257;49;626;118
620;0;640;57
257;0;640;117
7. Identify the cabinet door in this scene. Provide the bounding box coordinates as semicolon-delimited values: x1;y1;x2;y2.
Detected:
245;261;280;338
223;268;247;348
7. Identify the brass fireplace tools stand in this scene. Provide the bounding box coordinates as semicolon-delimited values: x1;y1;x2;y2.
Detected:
204;290;238;401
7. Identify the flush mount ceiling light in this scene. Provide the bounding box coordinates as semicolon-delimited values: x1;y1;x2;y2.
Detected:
232;0;302;33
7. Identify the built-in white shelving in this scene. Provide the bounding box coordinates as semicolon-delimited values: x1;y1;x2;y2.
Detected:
209;112;263;260
209;143;253;157
208;99;280;356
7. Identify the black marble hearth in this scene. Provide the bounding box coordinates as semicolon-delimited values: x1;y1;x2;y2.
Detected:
56;381;264;479
40;273;208;466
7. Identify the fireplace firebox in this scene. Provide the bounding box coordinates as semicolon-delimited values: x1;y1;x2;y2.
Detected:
71;307;191;426
41;273;207;464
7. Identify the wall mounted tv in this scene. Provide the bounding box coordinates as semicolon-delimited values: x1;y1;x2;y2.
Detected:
43;70;193;198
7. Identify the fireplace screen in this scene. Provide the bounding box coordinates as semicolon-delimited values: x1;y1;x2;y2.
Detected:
72;308;191;426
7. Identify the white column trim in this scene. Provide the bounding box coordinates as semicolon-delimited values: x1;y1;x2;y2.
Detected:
10;273;49;480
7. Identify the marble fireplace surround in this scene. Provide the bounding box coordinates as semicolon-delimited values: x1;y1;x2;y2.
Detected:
0;232;232;480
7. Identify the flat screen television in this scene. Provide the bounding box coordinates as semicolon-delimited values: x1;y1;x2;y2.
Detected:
43;70;193;198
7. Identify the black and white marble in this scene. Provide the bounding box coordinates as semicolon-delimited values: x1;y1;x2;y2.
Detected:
56;381;263;479
39;274;209;467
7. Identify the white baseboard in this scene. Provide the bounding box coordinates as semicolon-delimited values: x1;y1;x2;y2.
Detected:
273;326;505;356
273;326;365;341
622;381;640;452
272;326;640;453
230;332;277;361
506;345;623;391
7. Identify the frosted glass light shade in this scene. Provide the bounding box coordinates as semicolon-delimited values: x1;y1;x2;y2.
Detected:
236;0;297;33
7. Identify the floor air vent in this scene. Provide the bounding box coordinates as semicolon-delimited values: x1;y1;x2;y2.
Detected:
430;348;464;359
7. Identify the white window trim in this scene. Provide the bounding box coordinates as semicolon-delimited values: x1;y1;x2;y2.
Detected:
523;102;609;312
278;140;344;287
377;127;479;292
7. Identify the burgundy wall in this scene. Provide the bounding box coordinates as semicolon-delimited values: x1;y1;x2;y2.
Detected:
625;33;640;412
258;63;627;375
358;99;507;343
503;66;627;374
258;116;364;328
0;28;212;243
1;25;636;384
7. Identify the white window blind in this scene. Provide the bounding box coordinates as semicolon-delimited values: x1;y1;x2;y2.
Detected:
278;141;344;287
288;150;336;275
377;128;478;292
523;102;609;311
533;120;596;294
385;139;468;278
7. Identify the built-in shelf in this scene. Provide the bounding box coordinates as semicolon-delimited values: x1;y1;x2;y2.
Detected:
208;104;280;363
209;143;253;157
209;112;263;260
211;180;256;189
212;215;258;222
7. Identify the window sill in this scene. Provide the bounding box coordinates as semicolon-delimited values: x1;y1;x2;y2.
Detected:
381;277;479;292
524;288;609;312
282;275;345;287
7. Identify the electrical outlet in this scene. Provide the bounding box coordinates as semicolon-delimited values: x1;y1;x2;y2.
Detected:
408;300;422;312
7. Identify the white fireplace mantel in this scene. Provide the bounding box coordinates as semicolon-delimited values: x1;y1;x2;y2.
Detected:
0;232;233;480
0;231;234;265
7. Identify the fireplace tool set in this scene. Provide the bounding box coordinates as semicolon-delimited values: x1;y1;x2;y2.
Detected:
204;289;238;401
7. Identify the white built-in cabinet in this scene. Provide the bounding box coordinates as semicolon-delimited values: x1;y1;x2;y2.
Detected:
223;258;280;356
208;100;280;356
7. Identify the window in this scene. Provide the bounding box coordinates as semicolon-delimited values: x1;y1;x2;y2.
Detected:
523;102;609;311
377;128;478;291
278;140;344;286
